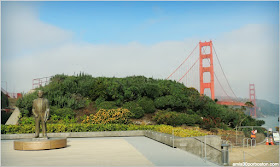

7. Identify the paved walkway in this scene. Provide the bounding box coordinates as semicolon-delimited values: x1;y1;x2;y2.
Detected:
5;107;20;125
124;136;217;166
2;137;218;166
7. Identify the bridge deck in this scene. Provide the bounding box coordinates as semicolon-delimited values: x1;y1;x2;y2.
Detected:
216;101;246;106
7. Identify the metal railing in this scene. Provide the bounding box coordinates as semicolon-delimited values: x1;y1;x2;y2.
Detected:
243;138;256;148
1;88;22;99
32;76;52;89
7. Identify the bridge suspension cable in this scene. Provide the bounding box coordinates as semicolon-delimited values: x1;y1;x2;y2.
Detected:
167;43;199;79
212;44;237;99
179;57;199;82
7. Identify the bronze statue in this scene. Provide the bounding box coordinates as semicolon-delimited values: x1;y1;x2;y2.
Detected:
32;90;49;138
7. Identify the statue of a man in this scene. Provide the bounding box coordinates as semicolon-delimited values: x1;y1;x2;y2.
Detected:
32;90;50;138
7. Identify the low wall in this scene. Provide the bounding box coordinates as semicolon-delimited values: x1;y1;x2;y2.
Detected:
2;130;222;165
144;130;222;165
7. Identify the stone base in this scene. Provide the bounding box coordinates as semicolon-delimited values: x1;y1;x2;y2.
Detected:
14;138;67;151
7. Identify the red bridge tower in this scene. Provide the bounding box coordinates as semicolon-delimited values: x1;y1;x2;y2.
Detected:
249;84;257;118
199;41;215;100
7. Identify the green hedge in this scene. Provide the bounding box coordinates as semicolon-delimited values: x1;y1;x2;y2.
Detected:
1;124;207;137
1;124;157;134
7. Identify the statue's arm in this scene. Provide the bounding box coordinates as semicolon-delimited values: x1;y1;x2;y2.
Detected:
32;100;38;117
44;99;50;122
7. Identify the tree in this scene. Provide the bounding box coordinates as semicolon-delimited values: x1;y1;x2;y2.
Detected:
245;101;254;108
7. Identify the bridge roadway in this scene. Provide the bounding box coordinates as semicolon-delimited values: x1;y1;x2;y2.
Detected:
216;101;246;106
2;136;218;166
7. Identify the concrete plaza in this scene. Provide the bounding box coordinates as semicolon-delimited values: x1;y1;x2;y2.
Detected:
2;136;218;166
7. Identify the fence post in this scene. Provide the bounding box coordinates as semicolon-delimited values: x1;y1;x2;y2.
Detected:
172;128;174;148
221;144;229;165
243;151;245;167
236;127;238;146
204;135;206;161
201;138;203;158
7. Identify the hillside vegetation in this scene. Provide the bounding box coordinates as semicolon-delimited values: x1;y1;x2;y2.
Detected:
16;73;264;130
255;99;279;117
228;97;279;117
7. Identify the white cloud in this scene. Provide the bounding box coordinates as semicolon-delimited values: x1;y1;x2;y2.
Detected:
213;24;279;104
1;4;278;104
1;3;73;58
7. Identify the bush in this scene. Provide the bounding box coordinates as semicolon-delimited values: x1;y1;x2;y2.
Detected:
123;101;144;119
16;92;38;117
82;108;132;124
95;97;105;106
200;117;221;130
96;101;118;110
155;125;207;137
18;117;35;125
256;120;265;126
153;110;202;126
50;106;75;119
137;97;156;113
154;95;187;111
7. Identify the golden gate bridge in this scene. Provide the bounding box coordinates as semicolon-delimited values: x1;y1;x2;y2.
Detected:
166;41;257;118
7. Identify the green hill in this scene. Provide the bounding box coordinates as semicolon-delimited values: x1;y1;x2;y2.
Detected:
16;73;264;130
256;99;279;117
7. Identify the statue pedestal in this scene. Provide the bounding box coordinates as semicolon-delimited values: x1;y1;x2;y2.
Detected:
14;138;67;151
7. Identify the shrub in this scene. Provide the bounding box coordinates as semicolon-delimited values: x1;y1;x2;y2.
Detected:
153;110;183;125
155;125;207;137
18;117;35;125
50;106;75;119
16;92;38;117
137;97;156;113
95;97;105;106
154;95;187;111
96;101;118;110
82;108;132;124
153;110;202;126
123;101;144;119
187;114;203;125
256;120;265;126
200;117;221;130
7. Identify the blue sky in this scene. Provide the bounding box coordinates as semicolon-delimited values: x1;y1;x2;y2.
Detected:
35;1;279;44
1;1;279;104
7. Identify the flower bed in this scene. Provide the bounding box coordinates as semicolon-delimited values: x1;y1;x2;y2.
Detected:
1;124;207;137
